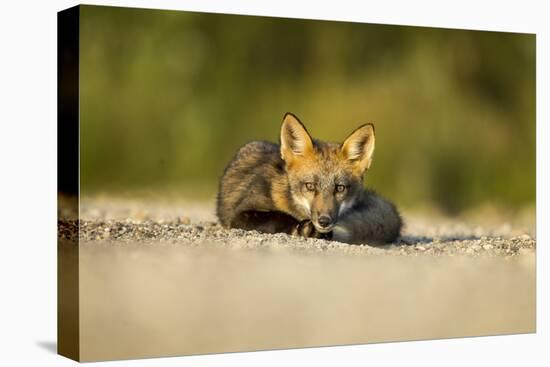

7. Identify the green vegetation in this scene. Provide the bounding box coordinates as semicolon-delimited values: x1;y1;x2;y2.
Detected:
79;5;535;213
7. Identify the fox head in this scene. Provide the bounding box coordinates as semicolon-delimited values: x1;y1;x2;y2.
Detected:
280;112;375;233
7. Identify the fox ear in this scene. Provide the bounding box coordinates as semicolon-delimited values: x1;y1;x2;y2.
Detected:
280;113;314;162
341;123;375;173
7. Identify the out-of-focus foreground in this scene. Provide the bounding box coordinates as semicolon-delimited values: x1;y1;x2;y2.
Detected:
75;242;534;361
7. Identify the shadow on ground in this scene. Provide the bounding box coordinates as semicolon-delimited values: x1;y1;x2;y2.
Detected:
36;340;57;354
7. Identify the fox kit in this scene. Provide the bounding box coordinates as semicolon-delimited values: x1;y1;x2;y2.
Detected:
216;113;402;244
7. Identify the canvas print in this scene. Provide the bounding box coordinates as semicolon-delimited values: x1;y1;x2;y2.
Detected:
58;5;536;362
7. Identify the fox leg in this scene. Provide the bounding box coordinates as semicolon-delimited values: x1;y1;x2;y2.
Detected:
292;220;332;240
230;211;331;239
230;210;300;234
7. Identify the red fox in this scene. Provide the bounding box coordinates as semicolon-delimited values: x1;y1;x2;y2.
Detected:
216;113;402;244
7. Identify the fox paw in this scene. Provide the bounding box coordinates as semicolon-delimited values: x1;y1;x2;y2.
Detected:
292;220;332;240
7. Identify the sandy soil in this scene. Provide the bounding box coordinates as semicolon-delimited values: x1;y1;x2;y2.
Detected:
59;197;536;361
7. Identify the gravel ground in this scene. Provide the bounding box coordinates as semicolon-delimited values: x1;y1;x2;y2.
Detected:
59;196;536;257
60;196;536;361
59;219;536;257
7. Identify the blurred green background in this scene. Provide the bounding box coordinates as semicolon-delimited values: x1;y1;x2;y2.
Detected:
79;5;535;214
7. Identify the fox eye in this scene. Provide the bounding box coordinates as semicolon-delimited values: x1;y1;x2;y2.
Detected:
335;184;346;193
305;182;315;191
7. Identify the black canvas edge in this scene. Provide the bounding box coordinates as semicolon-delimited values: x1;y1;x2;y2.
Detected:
57;4;80;362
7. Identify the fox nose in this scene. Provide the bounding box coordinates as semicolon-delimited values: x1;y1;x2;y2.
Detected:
318;215;333;228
